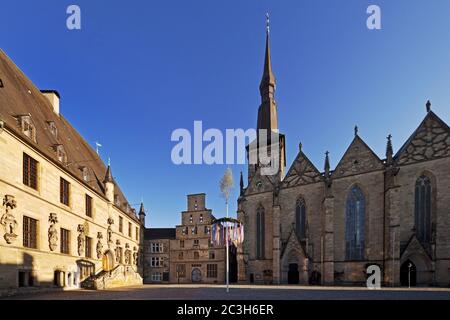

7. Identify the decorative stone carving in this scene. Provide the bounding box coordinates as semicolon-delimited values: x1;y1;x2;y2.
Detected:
133;246;138;265
77;224;85;256
107;218;114;248
96;232;103;259
115;239;122;263
48;213;58;251
1;195;18;244
124;243;132;265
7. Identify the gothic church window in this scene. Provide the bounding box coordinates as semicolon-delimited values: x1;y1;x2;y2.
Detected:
345;186;365;260
256;205;265;259
295;198;306;240
415;176;432;245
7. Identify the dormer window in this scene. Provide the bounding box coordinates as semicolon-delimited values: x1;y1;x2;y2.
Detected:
48;121;58;138
20;115;36;142
114;194;120;206
54;144;67;163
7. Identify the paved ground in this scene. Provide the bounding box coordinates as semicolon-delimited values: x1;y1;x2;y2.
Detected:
4;284;450;300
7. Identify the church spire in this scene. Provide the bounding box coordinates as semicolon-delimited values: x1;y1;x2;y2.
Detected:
259;13;276;104
257;13;278;132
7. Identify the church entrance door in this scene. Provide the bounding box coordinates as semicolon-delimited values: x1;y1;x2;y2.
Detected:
288;263;300;284
400;260;417;287
192;268;202;282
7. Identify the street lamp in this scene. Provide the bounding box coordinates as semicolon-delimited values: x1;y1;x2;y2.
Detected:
408;262;412;288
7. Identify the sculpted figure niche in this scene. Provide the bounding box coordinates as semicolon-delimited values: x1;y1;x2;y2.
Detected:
48;213;58;251
96;232;104;258
1;195;18;244
107;218;114;248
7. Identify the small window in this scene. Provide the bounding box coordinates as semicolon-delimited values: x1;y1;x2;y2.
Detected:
199;214;204;223
151;257;163;267
60;228;70;254
23;153;38;190
178;252;184;260
209;251;215;260
191;226;197;235
151;272;162;282
85;236;92;258
60;178;70;206
204;226;210;234
23;216;38;249
119;216;123;233
207;264;218;278
189;215;193;223
193;239;199;247
176;264;186;278
194;201;198;210
128;222;132;237
136;227;139;240
85;194;93;217
194;251;199;260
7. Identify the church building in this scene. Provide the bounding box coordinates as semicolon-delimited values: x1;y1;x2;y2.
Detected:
237;22;450;287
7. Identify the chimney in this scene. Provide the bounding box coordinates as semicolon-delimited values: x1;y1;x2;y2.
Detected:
41;90;60;116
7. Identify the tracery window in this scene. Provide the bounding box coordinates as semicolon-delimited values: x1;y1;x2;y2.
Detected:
345;186;365;260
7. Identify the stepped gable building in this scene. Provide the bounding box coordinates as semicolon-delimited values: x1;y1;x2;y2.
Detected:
237;25;450;287
0;49;144;295
144;194;228;284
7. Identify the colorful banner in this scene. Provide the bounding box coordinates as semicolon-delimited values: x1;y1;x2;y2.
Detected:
210;218;244;246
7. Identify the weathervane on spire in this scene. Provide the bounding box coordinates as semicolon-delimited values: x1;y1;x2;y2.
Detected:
266;12;270;35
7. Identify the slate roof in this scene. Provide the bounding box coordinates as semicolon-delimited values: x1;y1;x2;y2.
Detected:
144;228;176;240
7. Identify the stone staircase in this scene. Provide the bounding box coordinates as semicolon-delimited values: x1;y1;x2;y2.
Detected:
81;265;143;290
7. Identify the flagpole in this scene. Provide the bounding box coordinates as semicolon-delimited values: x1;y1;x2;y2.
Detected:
226;199;229;293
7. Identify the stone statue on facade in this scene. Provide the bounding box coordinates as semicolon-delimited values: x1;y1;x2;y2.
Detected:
107;217;114;248
48;213;58;251
1;195;18;244
96;232;103;259
77;224;85;256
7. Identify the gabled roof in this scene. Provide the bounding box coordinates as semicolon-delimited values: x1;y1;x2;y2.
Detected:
332;135;384;179
394;111;450;166
0;49;138;222
282;149;322;188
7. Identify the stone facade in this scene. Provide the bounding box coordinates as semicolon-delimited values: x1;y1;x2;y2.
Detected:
0;50;143;296
238;32;450;287
143;194;226;284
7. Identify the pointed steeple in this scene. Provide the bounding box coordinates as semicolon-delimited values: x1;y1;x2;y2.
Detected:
240;171;244;196
324;151;330;177
257;13;278;132
386;134;393;166
103;165;113;184
139;202;146;216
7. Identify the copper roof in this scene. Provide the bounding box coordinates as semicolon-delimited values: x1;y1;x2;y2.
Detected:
0;49;139;223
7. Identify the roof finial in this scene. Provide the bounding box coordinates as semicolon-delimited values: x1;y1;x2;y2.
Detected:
266;12;270;35
108;157;111;166
426;100;431;113
299;142;302;152
354;125;359;137
324;151;330;178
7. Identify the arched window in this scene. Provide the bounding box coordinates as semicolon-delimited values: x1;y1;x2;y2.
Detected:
345;186;365;260
256;206;265;259
295;199;306;240
415;176;432;244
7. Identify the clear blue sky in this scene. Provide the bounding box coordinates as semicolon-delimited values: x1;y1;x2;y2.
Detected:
2;0;450;228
